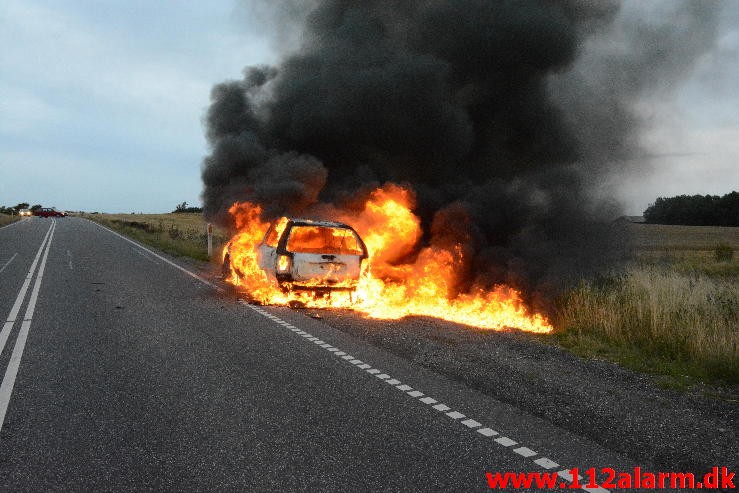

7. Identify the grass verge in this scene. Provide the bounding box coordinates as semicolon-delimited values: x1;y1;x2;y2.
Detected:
82;213;229;262
0;214;21;228
554;264;738;386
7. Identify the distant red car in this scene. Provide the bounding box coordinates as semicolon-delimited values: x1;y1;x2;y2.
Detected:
33;207;67;217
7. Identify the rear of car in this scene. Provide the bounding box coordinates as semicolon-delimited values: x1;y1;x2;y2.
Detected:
244;218;367;292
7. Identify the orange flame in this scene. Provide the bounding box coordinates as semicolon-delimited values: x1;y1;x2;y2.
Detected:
224;184;552;333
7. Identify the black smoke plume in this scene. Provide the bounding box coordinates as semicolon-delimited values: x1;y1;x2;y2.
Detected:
202;0;721;308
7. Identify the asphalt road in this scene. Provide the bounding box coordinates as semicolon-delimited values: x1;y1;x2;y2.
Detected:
0;217;730;492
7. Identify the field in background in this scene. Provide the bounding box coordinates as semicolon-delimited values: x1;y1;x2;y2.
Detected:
556;223;738;387
629;223;739;251
0;214;22;228
81;213;230;262
628;222;739;276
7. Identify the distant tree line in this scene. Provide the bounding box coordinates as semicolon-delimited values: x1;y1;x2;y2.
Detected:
643;192;738;226
173;201;203;213
0;202;42;214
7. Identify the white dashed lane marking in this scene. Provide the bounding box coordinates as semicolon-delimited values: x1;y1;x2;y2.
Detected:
534;457;560;469
477;428;498;437
495;437;518;447
240;301;609;493
513;447;537;458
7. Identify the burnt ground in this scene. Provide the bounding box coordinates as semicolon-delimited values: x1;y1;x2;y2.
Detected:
287;308;738;478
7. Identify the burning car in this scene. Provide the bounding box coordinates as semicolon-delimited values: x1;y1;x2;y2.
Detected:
224;217;368;293
220;192;552;332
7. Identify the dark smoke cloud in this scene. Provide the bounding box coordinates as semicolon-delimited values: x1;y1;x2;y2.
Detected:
202;0;722;307
202;67;327;221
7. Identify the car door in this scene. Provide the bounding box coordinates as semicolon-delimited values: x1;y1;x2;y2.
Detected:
256;224;279;275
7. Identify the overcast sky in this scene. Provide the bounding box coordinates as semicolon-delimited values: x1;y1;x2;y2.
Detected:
1;0;737;214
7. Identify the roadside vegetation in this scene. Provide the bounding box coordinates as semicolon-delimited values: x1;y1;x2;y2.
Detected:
0;202;32;227
554;222;739;387
0;213;21;228
81;212;229;262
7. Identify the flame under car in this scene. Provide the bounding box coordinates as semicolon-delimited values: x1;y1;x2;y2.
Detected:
225;218;368;293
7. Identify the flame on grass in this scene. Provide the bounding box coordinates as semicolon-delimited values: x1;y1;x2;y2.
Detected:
224;184;552;333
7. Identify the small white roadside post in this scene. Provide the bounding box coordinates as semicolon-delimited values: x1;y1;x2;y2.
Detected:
207;223;213;258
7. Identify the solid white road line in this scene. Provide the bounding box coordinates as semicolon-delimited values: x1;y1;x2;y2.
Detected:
86;219;223;291
0;219;56;431
0;253;18;274
0;222;54;358
133;248;160;264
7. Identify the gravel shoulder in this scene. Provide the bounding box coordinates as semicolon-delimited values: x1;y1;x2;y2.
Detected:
299;308;738;477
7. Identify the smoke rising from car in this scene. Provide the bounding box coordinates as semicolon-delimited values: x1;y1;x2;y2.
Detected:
202;0;722;309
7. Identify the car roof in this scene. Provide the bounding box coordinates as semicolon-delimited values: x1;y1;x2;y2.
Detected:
287;218;354;229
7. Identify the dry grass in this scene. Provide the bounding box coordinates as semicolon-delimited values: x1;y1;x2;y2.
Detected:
81;212;230;262
88;212;229;234
555;265;738;385
0;214;21;228
554;224;738;386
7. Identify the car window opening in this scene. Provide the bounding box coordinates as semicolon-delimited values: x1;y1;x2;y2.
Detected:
264;226;280;248
286;226;363;255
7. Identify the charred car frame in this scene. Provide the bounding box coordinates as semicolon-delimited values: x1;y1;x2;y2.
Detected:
224;217;369;294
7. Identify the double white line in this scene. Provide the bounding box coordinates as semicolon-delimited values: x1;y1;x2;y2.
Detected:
0;219;56;431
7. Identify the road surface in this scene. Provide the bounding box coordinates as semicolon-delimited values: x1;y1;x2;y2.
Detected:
0;217;732;491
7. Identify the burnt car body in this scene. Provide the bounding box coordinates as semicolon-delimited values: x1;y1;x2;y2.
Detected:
226;218;368;293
